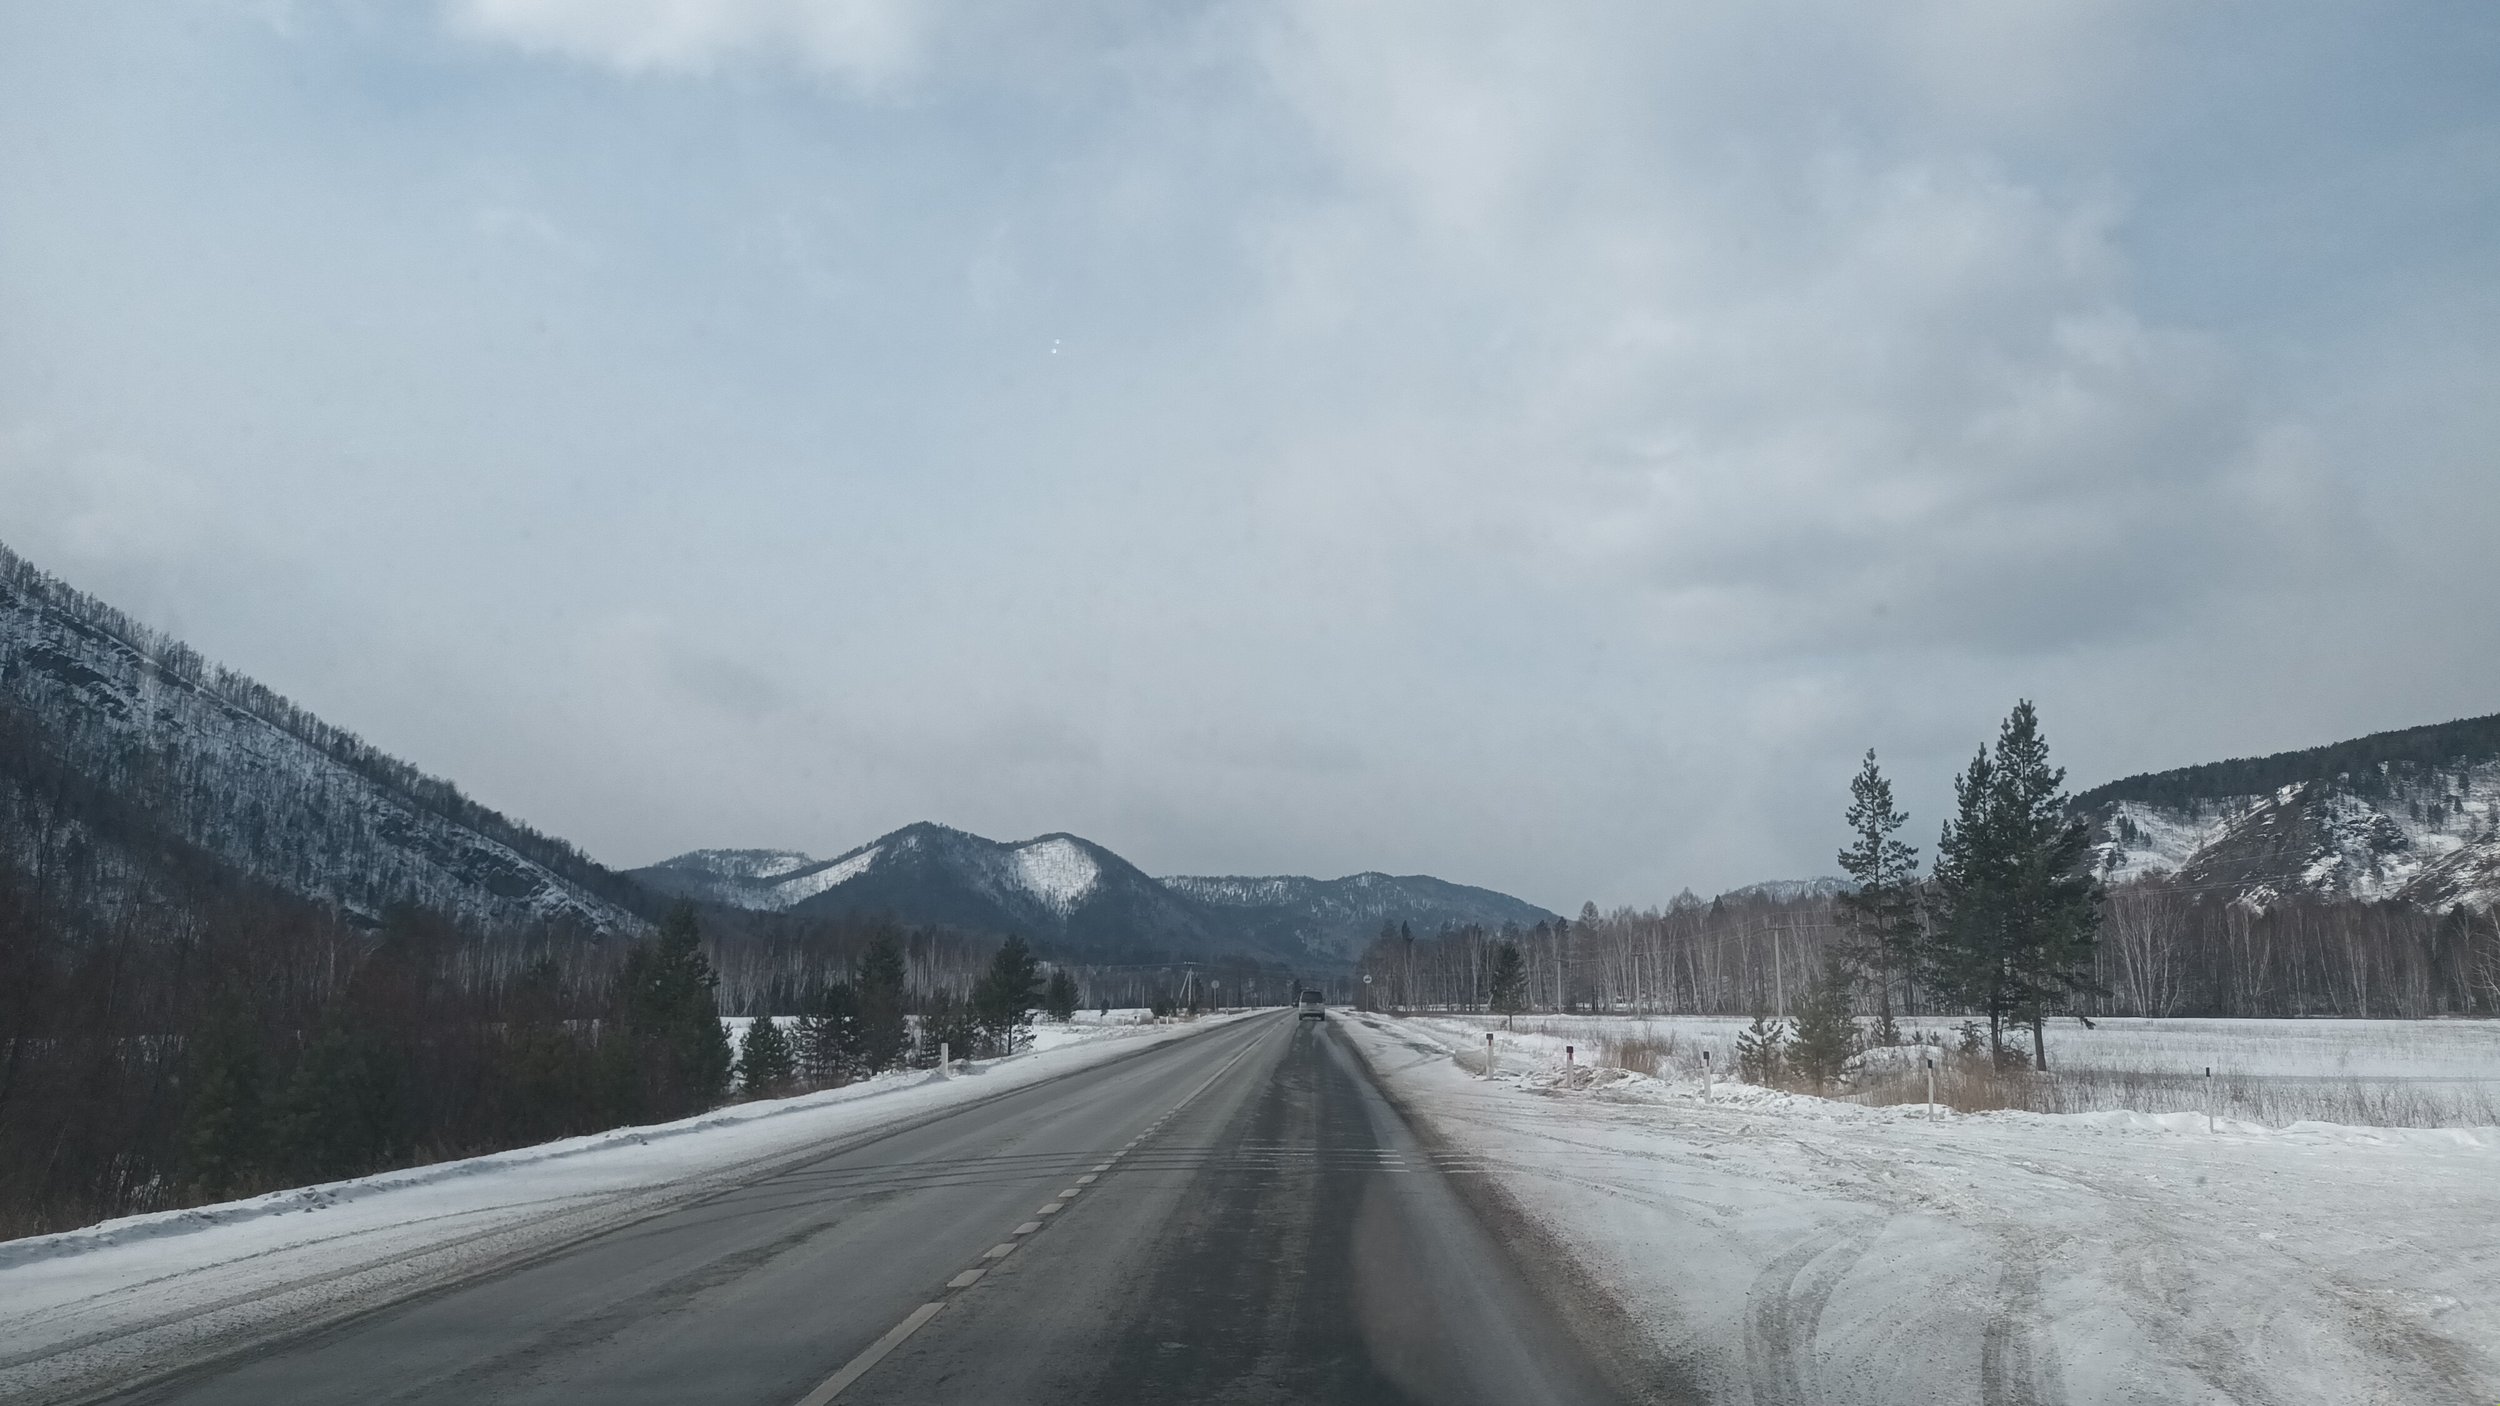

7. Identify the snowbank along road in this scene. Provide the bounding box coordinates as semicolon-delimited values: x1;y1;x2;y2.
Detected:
64;1013;1658;1405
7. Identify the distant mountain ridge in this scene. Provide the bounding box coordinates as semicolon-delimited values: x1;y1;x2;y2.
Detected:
0;541;643;934
632;826;1556;964
2078;712;2500;911
1719;876;1852;904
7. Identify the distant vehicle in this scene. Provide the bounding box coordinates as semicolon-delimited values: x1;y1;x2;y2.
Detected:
1297;990;1326;1020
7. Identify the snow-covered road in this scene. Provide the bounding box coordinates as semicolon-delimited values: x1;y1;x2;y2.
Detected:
1343;1012;2500;1406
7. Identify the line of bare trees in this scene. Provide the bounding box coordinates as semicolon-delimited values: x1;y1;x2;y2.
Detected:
1357;883;2498;1023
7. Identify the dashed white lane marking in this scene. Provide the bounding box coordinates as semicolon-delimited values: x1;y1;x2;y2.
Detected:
790;1015;1280;1404
1076;1173;1098;1184
793;1301;945;1406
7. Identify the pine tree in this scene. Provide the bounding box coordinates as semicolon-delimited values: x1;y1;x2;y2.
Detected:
1785;969;1859;1091
1042;969;1079;1023
276;1016;399;1183
1735;1010;1789;1085
181;1001;267;1198
799;982;862;1083
1926;702;2105;1070
1835;749;1921;1037
919;989;980;1067
1988;702;2105;1071
616;902;733;1116
737;1016;796;1096
971;936;1043;1056
1930;739;2017;1063
1487;942;1528;1027
854;933;909;1073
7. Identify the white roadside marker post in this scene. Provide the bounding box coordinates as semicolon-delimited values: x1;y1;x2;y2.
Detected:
940;1042;951;1079
1925;1053;1936;1121
1701;1049;1713;1102
1485;1032;1495;1078
2206;1066;2214;1134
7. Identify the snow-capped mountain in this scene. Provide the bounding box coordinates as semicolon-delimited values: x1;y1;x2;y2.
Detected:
634;827;1556;964
0;542;642;934
1716;876;1853;904
2079;712;2500;911
635;823;1236;958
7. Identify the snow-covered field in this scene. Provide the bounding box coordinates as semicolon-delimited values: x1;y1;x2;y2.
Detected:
1346;1011;2500;1405
0;1011;1248;1406
1433;1012;2500;1127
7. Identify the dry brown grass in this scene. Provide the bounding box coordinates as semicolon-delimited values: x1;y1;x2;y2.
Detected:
1845;1060;2500;1126
1597;1034;1676;1076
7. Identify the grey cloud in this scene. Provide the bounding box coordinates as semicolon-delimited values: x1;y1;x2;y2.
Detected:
0;1;2492;904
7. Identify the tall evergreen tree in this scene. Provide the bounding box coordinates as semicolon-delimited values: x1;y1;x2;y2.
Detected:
1734;1010;1788;1085
1785;968;1859;1091
180;1000;267;1198
1836;749;1922;1038
1042;969;1079;1023
919;989;980;1067
971;935;1043;1056
853;932;910;1073
736;1015;796;1096
616;902;732;1117
1931;741;2017;1062
1487;942;1528;1027
1926;702;2104;1069
1988;702;2105;1071
799;982;862;1083
275;1016;399;1183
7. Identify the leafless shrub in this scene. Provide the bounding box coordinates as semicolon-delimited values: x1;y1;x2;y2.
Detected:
1598;1034;1675;1075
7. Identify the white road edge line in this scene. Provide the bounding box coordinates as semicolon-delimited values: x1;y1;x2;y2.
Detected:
792;1301;945;1406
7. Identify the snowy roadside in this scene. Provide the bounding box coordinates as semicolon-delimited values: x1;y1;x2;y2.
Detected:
1342;1012;2500;1406
0;1011;1255;1406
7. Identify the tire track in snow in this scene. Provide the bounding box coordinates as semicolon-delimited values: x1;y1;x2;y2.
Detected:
1740;1223;1875;1406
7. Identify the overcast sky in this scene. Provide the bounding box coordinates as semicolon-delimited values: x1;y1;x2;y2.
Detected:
4;2;2496;909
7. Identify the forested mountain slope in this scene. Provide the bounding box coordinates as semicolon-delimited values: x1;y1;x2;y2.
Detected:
636;827;1556;965
1160;871;1555;961
2079;712;2500;910
0;542;642;935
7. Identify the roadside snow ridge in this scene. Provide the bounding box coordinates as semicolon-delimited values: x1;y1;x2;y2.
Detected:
1013;838;1098;912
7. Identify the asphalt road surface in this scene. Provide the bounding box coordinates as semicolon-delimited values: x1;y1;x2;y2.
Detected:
112;1013;1647;1405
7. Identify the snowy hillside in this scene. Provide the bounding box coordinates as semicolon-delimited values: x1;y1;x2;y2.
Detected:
633;823;1230;958
0;542;641;935
1716;875;1853;903
2081;713;2500;910
637;827;1555;964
